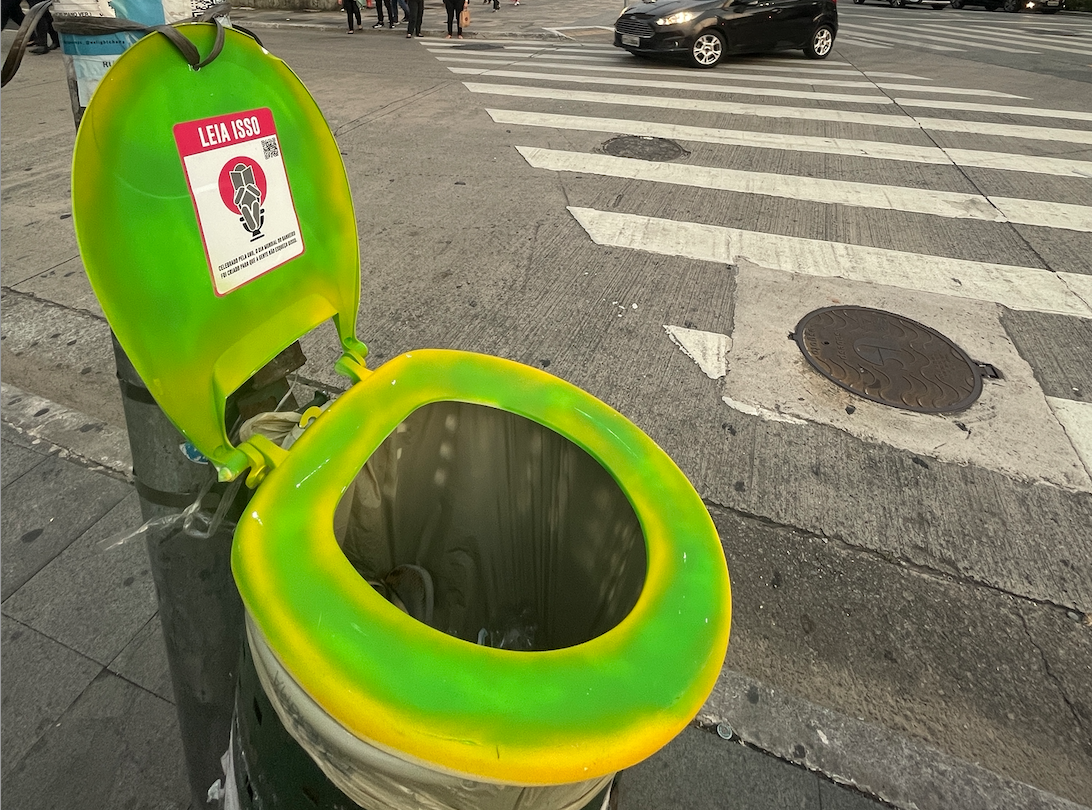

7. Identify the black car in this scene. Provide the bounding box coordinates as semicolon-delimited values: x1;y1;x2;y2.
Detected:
614;0;839;68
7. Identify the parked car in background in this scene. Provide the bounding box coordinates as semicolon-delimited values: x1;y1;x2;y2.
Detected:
949;0;1063;11
853;0;949;8
614;0;839;68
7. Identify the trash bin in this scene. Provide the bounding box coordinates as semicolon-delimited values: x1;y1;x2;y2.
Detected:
71;21;731;810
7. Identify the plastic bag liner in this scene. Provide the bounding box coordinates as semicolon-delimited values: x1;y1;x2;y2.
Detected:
98;473;244;550
334;401;647;650
249;400;648;809
249;617;614;810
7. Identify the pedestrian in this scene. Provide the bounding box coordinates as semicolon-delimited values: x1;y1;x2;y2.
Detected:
338;0;362;33
1;0;25;30
370;0;386;29
405;0;423;38
482;0;499;12
30;6;59;54
374;0;395;27
443;0;465;38
394;0;410;26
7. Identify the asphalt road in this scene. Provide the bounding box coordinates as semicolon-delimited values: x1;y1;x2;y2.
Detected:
2;3;1091;808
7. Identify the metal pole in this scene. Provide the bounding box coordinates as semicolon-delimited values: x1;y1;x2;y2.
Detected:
35;3;308;794
114;336;245;808
38;5;303;800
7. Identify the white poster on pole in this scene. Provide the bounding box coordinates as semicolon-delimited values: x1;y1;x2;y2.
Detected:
174;108;306;296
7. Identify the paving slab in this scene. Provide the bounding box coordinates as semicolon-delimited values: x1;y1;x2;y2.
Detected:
10;253;104;318
0;291;122;429
0;436;50;487
3;491;158;666
0;615;102;777
1001;309;1092;403
108;614;175;704
0;449;132;600
707;502;1092;808
616;724;883;810
1019;604;1092;778
0;670;191;810
0;381;132;477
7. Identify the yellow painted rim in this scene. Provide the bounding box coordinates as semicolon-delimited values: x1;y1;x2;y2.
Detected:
232;349;731;785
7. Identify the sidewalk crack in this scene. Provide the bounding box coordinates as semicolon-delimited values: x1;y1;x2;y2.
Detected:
1016;606;1090;743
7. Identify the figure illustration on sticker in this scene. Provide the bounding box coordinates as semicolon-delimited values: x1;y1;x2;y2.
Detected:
228;161;265;241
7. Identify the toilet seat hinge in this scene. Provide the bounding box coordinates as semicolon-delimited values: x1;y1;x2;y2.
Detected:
236;433;290;489
334;337;371;384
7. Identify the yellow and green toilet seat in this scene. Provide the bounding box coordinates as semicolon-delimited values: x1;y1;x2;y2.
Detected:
71;20;731;794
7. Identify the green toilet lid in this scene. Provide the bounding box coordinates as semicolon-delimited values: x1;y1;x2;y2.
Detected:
72;23;367;476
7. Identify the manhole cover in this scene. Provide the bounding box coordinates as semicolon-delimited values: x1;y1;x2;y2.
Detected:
600;135;689;161
794;306;982;413
452;43;506;50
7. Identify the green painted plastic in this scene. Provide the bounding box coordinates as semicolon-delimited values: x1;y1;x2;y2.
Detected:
233;349;733;785
72;23;733;787
71;24;367;476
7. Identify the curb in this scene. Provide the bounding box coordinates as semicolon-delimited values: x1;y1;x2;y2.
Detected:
0;382;133;479
698;670;1089;810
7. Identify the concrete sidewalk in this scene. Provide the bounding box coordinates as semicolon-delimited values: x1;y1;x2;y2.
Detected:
0;5;890;802
0;382;888;808
1;2;1087;809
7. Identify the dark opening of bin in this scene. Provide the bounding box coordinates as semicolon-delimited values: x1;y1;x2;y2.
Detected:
334;401;647;651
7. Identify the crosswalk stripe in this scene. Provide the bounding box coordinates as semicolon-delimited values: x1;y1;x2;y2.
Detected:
428;41;925;77
872;82;1025;99
944;149;1092;179
834;24;965;51
566;207;1092;318
845;20;1040;53
1046;397;1092;475
438;55;1021;98
464;83;1092;145
708;62;927;79
1065;272;1092;311
911;21;1092;55
989;196;1092;233
836;36;891;49
463;82;917;126
448;66;894;104
488;109;1092;179
913;115;1092;145
493;108;940;160
427;49;635;62
520;147;1092;232
895;97;1092;123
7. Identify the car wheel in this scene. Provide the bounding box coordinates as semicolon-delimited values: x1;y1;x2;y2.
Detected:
689;30;725;68
887;0;897;6
950;0;963;6
1002;0;1020;9
804;24;834;59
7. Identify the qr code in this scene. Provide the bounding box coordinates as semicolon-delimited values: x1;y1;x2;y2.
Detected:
261;138;279;160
